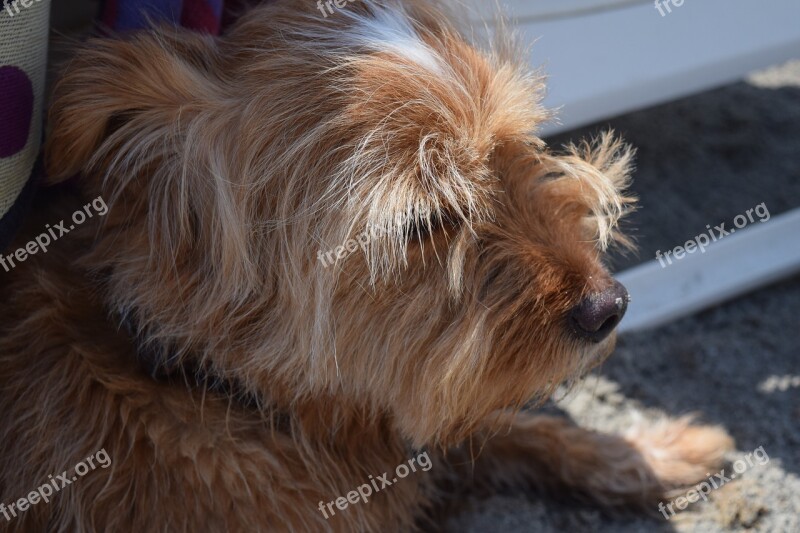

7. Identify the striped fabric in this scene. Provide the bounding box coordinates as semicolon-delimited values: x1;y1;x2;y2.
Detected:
0;0;50;252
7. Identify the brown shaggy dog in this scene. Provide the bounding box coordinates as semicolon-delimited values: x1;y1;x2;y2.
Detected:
0;0;732;530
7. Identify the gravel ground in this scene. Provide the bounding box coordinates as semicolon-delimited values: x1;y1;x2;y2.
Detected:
444;60;800;532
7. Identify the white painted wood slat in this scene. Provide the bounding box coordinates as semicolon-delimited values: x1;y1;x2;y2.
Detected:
468;0;800;135
617;208;800;332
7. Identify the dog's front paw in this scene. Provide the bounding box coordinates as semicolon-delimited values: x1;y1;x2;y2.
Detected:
624;415;734;491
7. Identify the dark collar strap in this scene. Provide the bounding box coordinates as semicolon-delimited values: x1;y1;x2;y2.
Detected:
116;310;265;412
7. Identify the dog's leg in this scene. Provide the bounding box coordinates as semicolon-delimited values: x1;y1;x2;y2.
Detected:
448;411;733;508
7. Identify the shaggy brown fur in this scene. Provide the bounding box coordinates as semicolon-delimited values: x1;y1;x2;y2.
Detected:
0;0;733;530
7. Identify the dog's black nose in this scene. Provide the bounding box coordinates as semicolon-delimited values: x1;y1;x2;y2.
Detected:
569;280;629;343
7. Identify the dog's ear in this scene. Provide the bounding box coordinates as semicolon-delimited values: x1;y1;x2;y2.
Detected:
46;29;219;183
46;30;258;284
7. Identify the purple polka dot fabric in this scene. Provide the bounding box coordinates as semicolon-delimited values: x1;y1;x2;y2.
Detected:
0;66;34;159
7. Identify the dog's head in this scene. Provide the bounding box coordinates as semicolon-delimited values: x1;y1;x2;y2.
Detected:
47;0;634;447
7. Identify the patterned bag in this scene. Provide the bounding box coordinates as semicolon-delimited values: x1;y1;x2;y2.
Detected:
0;0;50;251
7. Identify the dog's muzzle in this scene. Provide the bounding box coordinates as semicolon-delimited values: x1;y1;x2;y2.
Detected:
568;280;629;343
